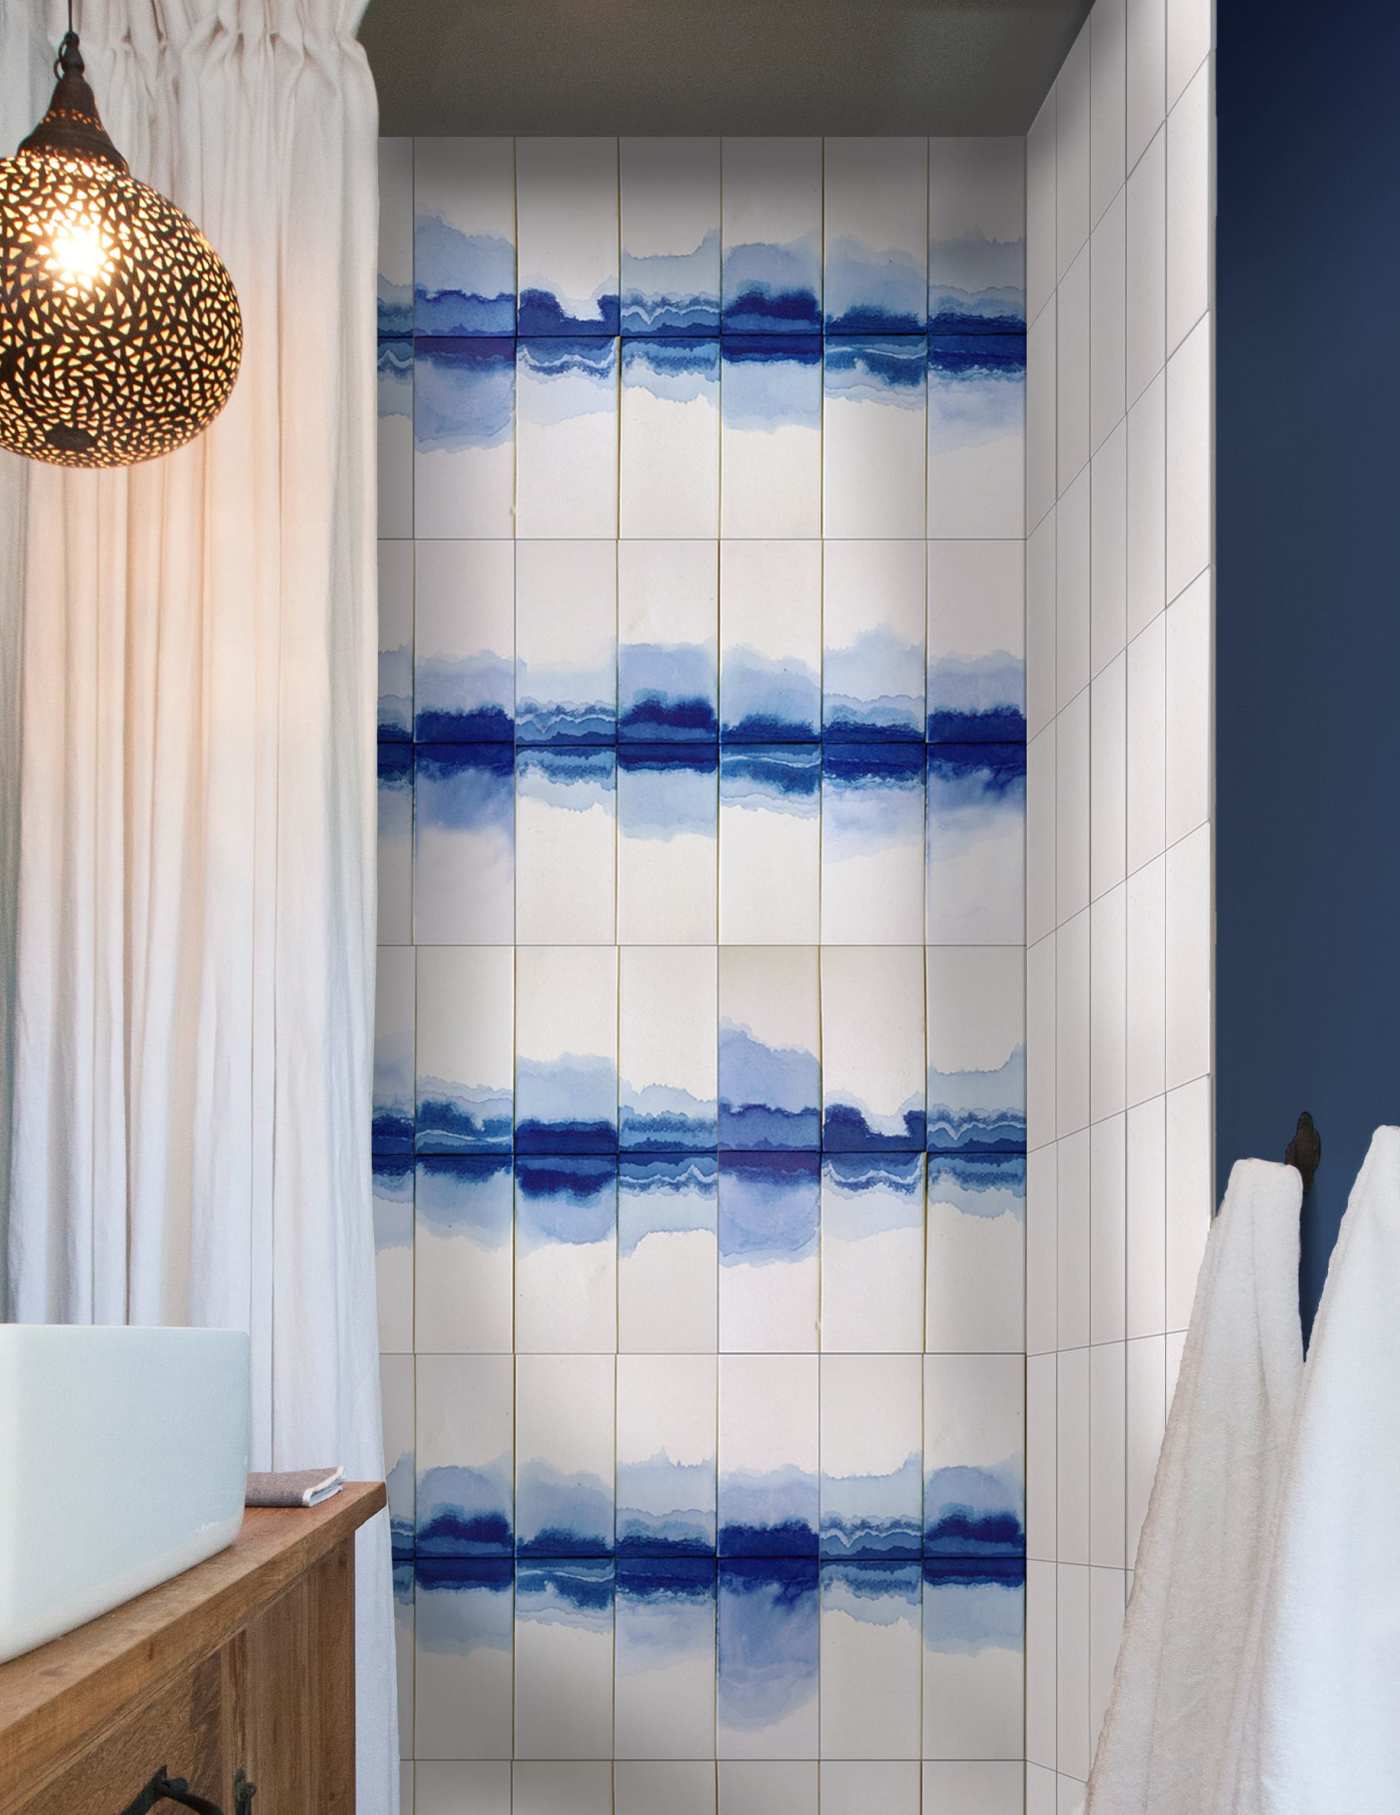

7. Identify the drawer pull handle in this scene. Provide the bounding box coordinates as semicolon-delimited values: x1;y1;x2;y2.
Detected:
120;1768;225;1814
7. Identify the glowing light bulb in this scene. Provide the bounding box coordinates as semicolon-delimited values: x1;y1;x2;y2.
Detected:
43;210;113;292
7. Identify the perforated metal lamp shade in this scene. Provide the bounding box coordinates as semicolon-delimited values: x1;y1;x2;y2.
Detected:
0;32;242;468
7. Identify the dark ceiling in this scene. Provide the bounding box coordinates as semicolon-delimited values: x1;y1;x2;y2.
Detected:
362;0;1090;138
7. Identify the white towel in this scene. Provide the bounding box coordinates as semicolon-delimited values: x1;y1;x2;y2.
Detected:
1226;1126;1400;1815
1086;1158;1304;1815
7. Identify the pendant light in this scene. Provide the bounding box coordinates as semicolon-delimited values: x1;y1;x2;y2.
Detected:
0;17;242;468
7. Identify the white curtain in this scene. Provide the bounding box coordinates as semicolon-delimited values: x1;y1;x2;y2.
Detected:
0;2;394;1808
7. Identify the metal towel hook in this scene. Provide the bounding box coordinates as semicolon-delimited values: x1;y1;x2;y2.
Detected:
1285;1110;1322;1193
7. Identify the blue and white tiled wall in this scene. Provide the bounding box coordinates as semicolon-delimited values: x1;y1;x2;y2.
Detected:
1022;0;1215;1812
376;133;1029;1815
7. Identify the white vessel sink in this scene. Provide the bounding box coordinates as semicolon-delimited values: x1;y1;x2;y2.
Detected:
0;1325;250;1664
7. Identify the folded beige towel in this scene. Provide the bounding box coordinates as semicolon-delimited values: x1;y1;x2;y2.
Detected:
246;1466;345;1508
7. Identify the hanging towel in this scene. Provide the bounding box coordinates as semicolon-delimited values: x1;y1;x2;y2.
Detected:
1086;1158;1304;1815
1226;1126;1400;1815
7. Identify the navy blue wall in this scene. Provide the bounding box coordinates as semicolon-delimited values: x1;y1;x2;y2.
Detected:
1216;0;1400;1334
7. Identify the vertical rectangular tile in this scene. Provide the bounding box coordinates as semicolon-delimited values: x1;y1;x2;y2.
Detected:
719;1152;820;1353
1057;247;1091;493
1056;1563;1092;1779
414;338;515;538
1091;0;1128;224
516;137;619;336
416;1352;514;1556
378;137;414;337
378;743;414;946
823;538;925;743
414;744;514;945
414;1559;515;1760
515;537;615;746
718;1352;819;1556
378;339;414;539
1025;299;1056;531
1164;823;1211;1090
515;747;616;945
926;745;1026;946
1127;0;1167;170
1091;649;1127;899
718;944;820;1151
927;335;1026;541
1126;128;1166;408
620;944;718;1152
1026;935;1057;1152
414;538;514;743
514;1762;612;1814
620;337;721;537
413;137;516;336
618;1157;718;1355
720;1763;818;1813
514;943;617;1153
1026;1146;1059;1359
1089;1343;1127;1568
374;1156;414;1354
819;1562;922;1758
415;944;513;1154
1026;89;1057;324
516;1353;615;1556
617;1764;717;1815
925;1154;1026;1355
1056;28;1093;279
822;743;926;946
415;1155;514;1355
1125;1094;1167;1338
718;745;821;945
417;1763;511;1811
515;1155;617;1354
514;1559;615;1757
1164;568;1212;845
928;136;1026;334
821;1353;922;1560
394;1568;414;1762
617;746;718;944
1091;1113;1128;1346
516;338;619;538
923;1353;1026;1558
1090;189;1127;454
824;138;928;334
1056;911;1093;1139
1127;368;1166;638
921;1763;1023;1815
379;538;414;742
1091;885;1128;1124
616;1352;717;1555
717;1560;820;1759
822;1154;926;1353
926;539;1026;744
381;1351;416;1556
922;1560;1025;1759
1026;511;1057;740
615;1557;718;1759
618;538;719;741
1165;314;1211;603
926;945;1026;1155
826;1763;920;1815
823;337;927;539
1056;1345;1091;1566
821;946;926;1151
719;540;821;743
721;137;822;333
620;137;721;334
720;337;823;538
374;944;416;1156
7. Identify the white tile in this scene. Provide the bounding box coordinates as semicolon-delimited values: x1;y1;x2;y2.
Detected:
374;1158;413;1354
720;338;822;539
415;741;516;945
823;338;927;538
1027;297;1058;532
1165;1328;1187;1409
830;1762;919;1815
1126;128;1167;406
821;945;925;1150
820;1355;922;1561
1165;568;1212;844
515;747;614;945
1126;370;1166;638
620;337;721;538
1027;725;1057;949
1089;1344;1127;1568
513;1763;613;1815
1126;0;1167;172
1058;1776;1087;1815
926;538;1025;743
1057;1128;1091;1351
1056;911;1092;1141
1057;247;1091;493
621;782;717;944
617;1763;716;1815
515;1353;615;1556
1027;1145;1059;1357
1056;462;1091;709
719;745;820;945
515;1562;617;1754
820;1558;922;1757
1125;854;1167;1109
1056;691;1090;927
927;337;1027;540
1167;58;1212;355
1166;0;1212;110
1057;1347;1090;1567
1027;89;1059;325
618;1155;718;1355
616;1352;717;1558
720;539;821;740
1166;1074;1213;1329
1091;0;1128;225
926;745;1026;948
1027;1353;1058;1560
515;339;617;538
1091;1113;1128;1345
1126;1094;1167;1338
1027;934;1057;1152
1027;510;1058;738
719;1762;817;1815
1088;1568;1128;1758
1125;1334;1166;1563
413;537;513;745
1091;652;1127;900
826;1153;926;1354
619;944;717;1154
515;137;619;335
1164;822;1211;1090
1056;1563;1092;1780
1090;191;1127;454
1091;886;1127;1125
415;1156;513;1355
1126;613;1167;873
1026;1562;1058;1768
515;538;615;744
924;1353;1025;1556
620;136;720;333
1026;1764;1057;1815
415;1561;515;1761
1091;420;1128;677
927;135;1026;332
413;338;516;540
718;1353;819;1555
1056;28;1093;280
416;1760;510;1813
922;1558;1025;1760
921;1762;1023;1814
1166;313;1212;602
415;1352;513;1559
721;136;822;334
823;137;928;333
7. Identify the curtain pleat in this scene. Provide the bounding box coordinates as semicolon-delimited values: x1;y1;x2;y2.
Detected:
0;1;393;1805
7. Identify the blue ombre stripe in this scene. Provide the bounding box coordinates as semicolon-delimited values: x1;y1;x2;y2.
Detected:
414;218;516;337
824;334;928;400
923;1461;1026;1558
416;1462;513;1557
517;287;620;337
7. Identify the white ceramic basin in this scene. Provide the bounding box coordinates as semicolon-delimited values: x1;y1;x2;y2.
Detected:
0;1325;250;1664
